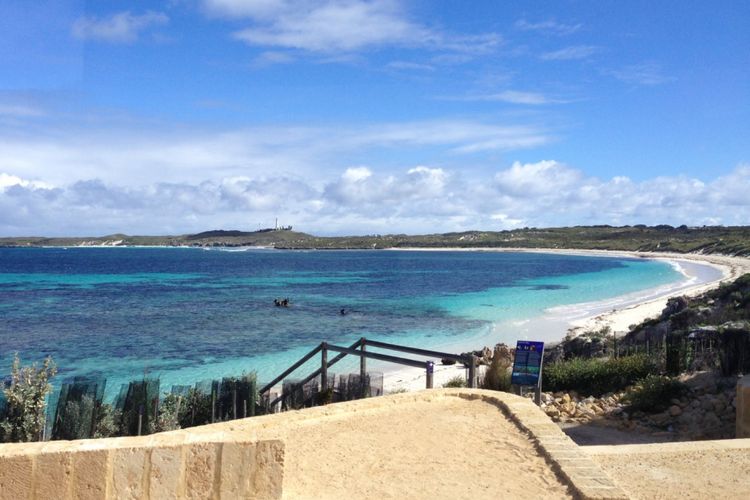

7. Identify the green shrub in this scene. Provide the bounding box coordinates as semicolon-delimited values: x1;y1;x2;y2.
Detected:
442;375;467;388
155;393;182;433
543;354;657;396
482;353;512;392
0;354;57;442
622;375;688;412
93;403;121;438
177;388;213;428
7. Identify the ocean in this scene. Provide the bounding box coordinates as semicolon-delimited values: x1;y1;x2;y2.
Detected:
0;247;685;396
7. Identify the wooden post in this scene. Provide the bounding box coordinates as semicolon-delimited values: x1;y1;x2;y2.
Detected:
425;361;434;389
211;391;216;424
534;360;544;406
613;332;617;358
137;405;143;436
360;338;367;398
468;355;476;388
232;389;237;420
321;342;328;393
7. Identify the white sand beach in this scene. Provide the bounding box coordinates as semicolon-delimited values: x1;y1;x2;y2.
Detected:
381;249;750;393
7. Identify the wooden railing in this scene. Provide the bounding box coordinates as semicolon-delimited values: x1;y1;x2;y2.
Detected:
260;337;477;411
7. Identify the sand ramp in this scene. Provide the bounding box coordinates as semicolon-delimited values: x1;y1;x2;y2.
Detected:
266;397;573;499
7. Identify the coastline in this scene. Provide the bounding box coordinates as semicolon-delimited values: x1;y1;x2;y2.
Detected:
380;248;750;393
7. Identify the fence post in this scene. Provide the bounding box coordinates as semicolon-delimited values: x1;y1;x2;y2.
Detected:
425;361;434;389
321;342;328;393
137;405;143;436
613;332;617;358
360;338;367;398
468;355;476;388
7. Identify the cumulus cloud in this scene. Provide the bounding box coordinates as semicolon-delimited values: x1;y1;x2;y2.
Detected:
3;162;750;236
495;160;582;196
0;117;551;189
0;173;53;190
204;0;500;54
72;11;169;43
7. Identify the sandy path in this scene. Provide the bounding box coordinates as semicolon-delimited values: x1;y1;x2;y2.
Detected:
586;440;750;499
260;397;573;499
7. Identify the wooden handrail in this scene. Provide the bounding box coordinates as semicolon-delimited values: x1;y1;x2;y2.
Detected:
365;339;471;363
259;343;323;395
262;336;474;411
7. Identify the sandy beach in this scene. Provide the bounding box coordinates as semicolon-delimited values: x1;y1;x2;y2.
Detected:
381;249;750;392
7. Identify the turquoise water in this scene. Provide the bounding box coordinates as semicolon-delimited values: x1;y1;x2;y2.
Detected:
0;247;684;396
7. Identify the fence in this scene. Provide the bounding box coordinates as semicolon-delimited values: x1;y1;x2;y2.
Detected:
2;337;474;443
611;327;750;376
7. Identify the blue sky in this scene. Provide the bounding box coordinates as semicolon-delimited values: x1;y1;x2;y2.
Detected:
1;0;748;236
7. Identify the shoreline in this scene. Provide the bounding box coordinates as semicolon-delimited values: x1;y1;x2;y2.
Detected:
380;248;750;393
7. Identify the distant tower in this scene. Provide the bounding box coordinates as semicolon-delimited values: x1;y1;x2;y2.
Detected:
275;218;278;230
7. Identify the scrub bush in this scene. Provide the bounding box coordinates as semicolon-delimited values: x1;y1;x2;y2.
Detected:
0;354;57;442
442;375;467;388
543;354;657;396
622;375;688;412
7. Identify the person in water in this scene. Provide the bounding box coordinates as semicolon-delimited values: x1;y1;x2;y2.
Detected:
340;308;346;315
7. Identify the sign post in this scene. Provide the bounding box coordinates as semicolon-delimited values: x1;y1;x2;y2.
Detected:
511;341;545;406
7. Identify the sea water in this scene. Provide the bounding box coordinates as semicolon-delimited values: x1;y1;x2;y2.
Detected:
0;247;685;395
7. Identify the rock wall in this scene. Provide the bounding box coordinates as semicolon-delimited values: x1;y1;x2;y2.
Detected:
0;432;283;499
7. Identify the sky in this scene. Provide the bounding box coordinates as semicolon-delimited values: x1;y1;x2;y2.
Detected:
0;0;748;236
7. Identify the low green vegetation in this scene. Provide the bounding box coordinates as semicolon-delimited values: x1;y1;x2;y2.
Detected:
442;375;467;388
0;354;57;442
0;355;261;443
3;225;750;256
622;375;688;412
543;354;657;396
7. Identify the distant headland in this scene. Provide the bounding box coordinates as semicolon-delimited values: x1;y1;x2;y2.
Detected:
1;224;750;256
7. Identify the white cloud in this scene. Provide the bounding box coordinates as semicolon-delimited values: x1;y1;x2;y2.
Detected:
387;61;435;71
540;45;598;61
203;0;500;54
253;50;296;66
495;160;581;196
515;19;582;36
72;11;169;43
0;118;550;189
0;104;45;118
0;173;53;191
2;163;750;236
608;62;672;86
459;90;559;105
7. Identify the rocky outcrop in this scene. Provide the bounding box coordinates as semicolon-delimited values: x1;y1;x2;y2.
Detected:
539;372;739;440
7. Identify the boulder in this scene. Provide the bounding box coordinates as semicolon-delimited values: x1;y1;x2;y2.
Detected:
669;405;682;417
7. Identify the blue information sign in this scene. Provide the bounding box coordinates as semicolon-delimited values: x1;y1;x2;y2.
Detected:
511;341;545;386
